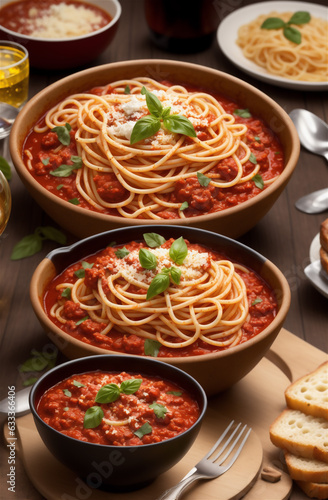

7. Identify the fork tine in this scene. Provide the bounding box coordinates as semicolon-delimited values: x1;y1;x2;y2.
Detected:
218;425;252;471
202;419;235;461
211;422;242;463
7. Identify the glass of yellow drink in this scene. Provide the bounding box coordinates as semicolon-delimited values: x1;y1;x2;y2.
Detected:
0;170;11;234
0;40;29;109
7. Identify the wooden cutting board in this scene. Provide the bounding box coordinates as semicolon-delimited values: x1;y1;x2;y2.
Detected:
4;329;327;500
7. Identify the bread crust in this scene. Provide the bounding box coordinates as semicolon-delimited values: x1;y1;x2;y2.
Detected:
285;452;328;483
320;247;328;274
320;219;328;254
296;480;328;499
285;361;328;419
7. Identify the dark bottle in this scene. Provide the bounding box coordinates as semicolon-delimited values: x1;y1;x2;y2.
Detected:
144;0;221;53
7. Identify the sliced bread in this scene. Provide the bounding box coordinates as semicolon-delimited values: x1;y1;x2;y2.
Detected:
296;480;328;499
285;361;328;419
269;409;328;464
285;452;328;483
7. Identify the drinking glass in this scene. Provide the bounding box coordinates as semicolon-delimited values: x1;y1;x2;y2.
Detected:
0;40;29;109
0;170;11;234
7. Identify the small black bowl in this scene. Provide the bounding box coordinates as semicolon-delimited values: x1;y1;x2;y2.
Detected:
29;354;207;491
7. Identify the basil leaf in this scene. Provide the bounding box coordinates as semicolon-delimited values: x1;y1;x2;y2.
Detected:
249;153;257;165
120;378;143;395
170;266;182;285
50;156;82;177
261;17;286;29
57;183;64;189
124;85;131;94
134;422;152;439
197;172;211;187
11;234;43;260
130;115;161;145
252;297;263;305
69;198;80;205
288;11;311;25
143;232;166;248
38;226;67;245
0;156;12;180
141;86;163;118
252;174;264;190
169;237;188;265
52;123;71;146
234;108;252;118
83;406;104;429
23;377;38;387
163;114;196;137
74;261;93;278
139;248;157;270
63;389;72;397
42;158;49;166
180;201;189;211
95;383;121;403
162;106;171;119
283;26;301;44
146;272;170;300
115;247;130;259
254;136;261;143
76;316;89;325
73;380;85;388
18;355;48;372
167;391;182;396
149;402;167;419
61;287;71;299
144;339;162;357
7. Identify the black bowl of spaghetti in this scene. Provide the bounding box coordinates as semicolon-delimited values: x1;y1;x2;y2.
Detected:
10;59;299;238
30;225;291;395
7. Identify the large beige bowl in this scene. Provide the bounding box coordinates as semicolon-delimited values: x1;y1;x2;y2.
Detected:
30;225;291;395
10;60;299;239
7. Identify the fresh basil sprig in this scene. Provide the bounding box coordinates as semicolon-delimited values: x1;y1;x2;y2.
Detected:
74;261;94;279
143;232;166;248
144;339;162;357
84;406;104;429
50;156;82;177
169;237;188;265
130;86;196;144
139;248;157;270
149;402;167;419
252;174;264;190
95;378;143;404
115;246;130;259
134;422;152;439
261;11;311;44
52;123;72;145
146;266;181;300
11;226;67;260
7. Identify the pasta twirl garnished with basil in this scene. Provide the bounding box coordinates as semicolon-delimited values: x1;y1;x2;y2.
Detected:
44;233;278;356
23;77;284;219
237;11;328;82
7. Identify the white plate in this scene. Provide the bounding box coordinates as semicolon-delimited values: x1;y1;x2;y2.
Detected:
304;233;328;298
217;1;328;91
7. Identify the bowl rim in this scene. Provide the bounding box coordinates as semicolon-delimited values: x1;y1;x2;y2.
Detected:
0;0;121;43
29;353;208;449
30;225;291;364
10;58;300;227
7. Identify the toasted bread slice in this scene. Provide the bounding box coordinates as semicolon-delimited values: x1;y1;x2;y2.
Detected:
320;247;328;274
285;361;328;419
320;219;328;254
270;409;328;464
296;480;328;499
285;452;328;483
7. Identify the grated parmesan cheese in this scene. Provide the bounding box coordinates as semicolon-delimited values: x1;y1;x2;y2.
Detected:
110;247;210;285
24;3;107;39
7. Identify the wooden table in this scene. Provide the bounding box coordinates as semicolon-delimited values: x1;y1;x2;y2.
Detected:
0;1;327;498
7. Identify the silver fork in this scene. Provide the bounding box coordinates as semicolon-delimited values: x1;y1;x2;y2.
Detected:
156;420;252;500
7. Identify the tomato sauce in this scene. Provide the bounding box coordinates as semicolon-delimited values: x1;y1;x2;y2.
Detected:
22;81;284;219
0;0;112;38
37;371;200;445
44;240;278;357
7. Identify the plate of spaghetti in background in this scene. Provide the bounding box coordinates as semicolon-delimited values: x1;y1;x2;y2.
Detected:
217;1;328;91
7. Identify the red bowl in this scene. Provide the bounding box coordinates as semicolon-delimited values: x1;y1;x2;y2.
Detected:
0;0;121;70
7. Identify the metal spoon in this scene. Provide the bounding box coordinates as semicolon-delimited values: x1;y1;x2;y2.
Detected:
0;386;31;417
0;102;19;140
289;109;328;161
295;188;328;214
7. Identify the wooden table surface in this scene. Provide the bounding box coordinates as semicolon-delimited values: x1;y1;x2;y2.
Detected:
0;1;327;498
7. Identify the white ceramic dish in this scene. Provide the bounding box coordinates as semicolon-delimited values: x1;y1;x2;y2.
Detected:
217;1;328;91
304;233;328;298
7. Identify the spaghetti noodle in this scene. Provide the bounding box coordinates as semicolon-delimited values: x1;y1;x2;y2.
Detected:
237;12;328;82
24;77;281;219
49;237;251;350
